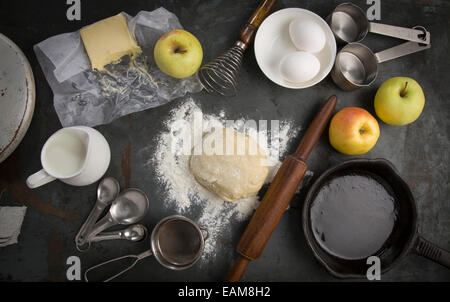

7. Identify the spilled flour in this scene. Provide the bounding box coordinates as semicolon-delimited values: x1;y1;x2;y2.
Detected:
151;98;303;264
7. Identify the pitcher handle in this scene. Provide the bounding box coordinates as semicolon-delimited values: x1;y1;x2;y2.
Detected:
26;169;56;189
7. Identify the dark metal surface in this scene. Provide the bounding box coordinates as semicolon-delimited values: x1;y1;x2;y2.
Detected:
0;0;449;281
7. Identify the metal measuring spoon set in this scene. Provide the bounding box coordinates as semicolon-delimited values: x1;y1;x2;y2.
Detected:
327;2;431;90
75;177;150;252
76;177;209;281
84;215;209;282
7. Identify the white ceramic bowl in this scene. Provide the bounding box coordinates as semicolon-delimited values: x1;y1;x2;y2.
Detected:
254;8;337;89
0;33;35;163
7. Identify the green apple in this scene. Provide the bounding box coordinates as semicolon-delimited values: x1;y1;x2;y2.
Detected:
374;77;425;126
154;29;203;79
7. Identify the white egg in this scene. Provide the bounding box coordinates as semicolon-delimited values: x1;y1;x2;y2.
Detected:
279;51;321;84
289;18;326;53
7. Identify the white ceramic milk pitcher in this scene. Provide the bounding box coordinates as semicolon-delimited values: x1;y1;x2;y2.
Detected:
26;126;111;189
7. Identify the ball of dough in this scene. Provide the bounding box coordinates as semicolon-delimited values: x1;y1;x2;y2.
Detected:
190;128;269;202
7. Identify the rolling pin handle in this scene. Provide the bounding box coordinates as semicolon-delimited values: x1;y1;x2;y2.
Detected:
225;255;251;282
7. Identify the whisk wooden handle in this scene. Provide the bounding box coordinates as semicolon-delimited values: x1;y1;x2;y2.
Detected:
225;96;337;282
239;0;279;47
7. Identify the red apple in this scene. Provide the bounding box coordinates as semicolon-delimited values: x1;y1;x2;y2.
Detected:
329;107;380;155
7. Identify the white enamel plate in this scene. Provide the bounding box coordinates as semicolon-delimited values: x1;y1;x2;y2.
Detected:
0;33;35;163
254;8;337;89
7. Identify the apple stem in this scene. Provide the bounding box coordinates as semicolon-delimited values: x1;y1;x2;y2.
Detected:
400;82;408;97
174;47;187;54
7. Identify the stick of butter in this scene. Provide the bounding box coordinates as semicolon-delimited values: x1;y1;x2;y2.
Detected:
80;13;142;71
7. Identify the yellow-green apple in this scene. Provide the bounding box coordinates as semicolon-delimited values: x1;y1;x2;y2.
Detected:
374;77;425;126
154;29;203;79
329;107;380;155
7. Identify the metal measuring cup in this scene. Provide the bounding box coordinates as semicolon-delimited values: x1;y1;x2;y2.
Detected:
84;215;208;282
330;36;431;91
327;2;430;45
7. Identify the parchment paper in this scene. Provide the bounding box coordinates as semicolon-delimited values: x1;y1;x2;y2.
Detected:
34;8;203;127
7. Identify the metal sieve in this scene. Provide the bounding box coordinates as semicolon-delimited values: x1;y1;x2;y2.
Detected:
84;215;208;282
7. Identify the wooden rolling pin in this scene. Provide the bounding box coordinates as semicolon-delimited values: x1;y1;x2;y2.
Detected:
225;95;337;282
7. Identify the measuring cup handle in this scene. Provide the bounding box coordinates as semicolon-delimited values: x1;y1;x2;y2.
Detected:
375;41;431;64
412;235;450;269
84;250;153;282
369;23;429;44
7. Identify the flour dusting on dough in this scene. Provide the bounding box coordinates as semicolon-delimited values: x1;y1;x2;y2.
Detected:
149;98;303;263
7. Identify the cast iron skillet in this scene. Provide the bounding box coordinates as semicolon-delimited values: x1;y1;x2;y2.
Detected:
302;158;450;278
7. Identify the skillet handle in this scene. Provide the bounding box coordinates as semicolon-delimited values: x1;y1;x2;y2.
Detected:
413;235;450;269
